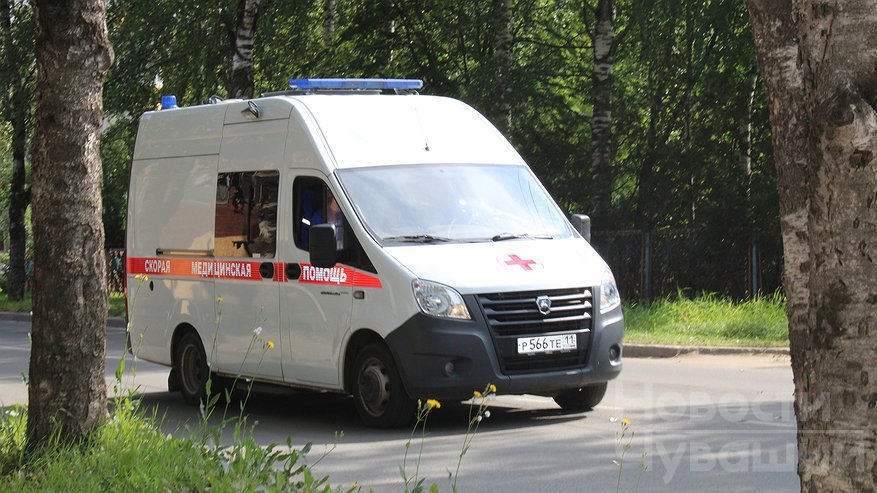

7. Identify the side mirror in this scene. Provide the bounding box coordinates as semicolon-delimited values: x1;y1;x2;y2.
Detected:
309;224;338;268
570;214;591;243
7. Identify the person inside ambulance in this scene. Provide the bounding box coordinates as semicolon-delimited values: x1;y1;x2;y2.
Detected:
301;186;345;252
320;192;345;250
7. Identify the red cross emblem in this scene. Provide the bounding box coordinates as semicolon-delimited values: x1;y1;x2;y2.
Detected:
503;254;538;271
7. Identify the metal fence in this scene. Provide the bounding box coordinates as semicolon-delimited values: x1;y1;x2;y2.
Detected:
591;229;783;303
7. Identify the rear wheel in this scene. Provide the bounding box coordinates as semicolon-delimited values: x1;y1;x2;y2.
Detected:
553;382;608;411
175;331;209;405
352;343;416;428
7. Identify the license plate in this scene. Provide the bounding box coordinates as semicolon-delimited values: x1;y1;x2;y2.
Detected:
517;333;577;354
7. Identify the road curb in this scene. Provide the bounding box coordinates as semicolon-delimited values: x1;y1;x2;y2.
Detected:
0;311;127;328
624;343;789;358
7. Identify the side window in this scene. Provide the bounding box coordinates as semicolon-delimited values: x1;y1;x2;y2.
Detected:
215;171;279;258
293;177;345;251
293;177;376;273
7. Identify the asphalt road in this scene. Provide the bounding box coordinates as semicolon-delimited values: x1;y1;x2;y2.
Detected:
0;320;799;492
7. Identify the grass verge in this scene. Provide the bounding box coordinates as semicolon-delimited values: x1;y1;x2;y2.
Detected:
623;292;788;347
0;398;341;492
0;292;126;318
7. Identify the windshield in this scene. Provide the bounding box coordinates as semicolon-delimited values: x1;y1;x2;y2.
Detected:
337;164;571;243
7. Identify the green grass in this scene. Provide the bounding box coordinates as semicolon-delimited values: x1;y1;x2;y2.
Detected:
0;292;31;313
108;293;125;317
0;398;341;492
623;292;789;347
0;292;126;318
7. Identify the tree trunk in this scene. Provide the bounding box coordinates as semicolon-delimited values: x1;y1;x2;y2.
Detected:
491;0;513;135
28;0;113;448
378;0;395;71
737;70;758;177
738;68;758;227
589;0;614;225
1;0;30;302
634;59;662;232
747;0;877;490
229;0;261;99
322;0;336;47
6;96;28;301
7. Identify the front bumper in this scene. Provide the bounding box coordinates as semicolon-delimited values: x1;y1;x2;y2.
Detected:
385;295;624;401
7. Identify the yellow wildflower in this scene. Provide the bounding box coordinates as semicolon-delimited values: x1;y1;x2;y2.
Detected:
426;398;441;409
621;418;631;426
266;340;275;349
473;390;482;398
216;296;222;303
488;384;497;394
134;273;149;282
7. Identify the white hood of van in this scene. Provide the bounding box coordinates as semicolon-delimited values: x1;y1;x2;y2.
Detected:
384;238;608;294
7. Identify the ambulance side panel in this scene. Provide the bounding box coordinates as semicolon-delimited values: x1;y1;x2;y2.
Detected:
127;105;227;367
211;99;292;380
278;105;350;387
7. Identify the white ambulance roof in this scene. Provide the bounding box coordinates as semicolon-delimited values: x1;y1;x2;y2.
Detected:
133;94;526;171
286;94;525;169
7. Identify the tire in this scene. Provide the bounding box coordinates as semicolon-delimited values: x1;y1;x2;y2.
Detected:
174;331;210;406
352;343;416;428
553;382;608;411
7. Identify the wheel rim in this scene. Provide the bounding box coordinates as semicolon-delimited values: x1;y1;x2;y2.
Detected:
357;356;391;417
180;344;205;396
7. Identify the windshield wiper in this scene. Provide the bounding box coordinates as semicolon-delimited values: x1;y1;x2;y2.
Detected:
383;234;451;243
491;233;553;242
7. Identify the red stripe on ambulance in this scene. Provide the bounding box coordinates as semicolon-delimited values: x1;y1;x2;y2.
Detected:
127;257;381;288
297;263;382;288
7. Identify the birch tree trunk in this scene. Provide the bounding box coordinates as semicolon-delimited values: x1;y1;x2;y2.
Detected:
378;0;395;70
737;70;758;178
28;0;113;448
747;0;877;489
229;0;261;99
1;0;31;302
589;0;614;224
322;0;336;47
491;0;513;135
737;69;758;227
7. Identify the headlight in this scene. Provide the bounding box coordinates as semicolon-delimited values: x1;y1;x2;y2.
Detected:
412;280;471;320
600;267;621;313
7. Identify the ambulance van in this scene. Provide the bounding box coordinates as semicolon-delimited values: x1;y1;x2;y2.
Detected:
126;78;624;427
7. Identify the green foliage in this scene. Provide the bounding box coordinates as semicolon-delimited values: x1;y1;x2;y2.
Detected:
1;303;345;493
623;292;789;346
100;122;135;248
0;405;25;475
0;291;29;313
0;398;346;492
97;0;777;242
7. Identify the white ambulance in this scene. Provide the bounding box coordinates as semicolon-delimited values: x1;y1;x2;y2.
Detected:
126;78;624;427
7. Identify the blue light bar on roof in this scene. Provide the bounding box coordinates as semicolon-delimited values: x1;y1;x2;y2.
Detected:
289;78;423;90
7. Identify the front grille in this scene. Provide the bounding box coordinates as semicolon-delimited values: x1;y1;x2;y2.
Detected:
478;287;593;337
476;287;595;374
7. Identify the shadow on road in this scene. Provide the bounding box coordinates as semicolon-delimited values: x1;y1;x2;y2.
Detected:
134;387;592;446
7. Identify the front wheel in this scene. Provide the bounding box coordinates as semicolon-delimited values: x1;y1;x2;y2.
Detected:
352;343;416;428
174;331;209;406
553;382;608;411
